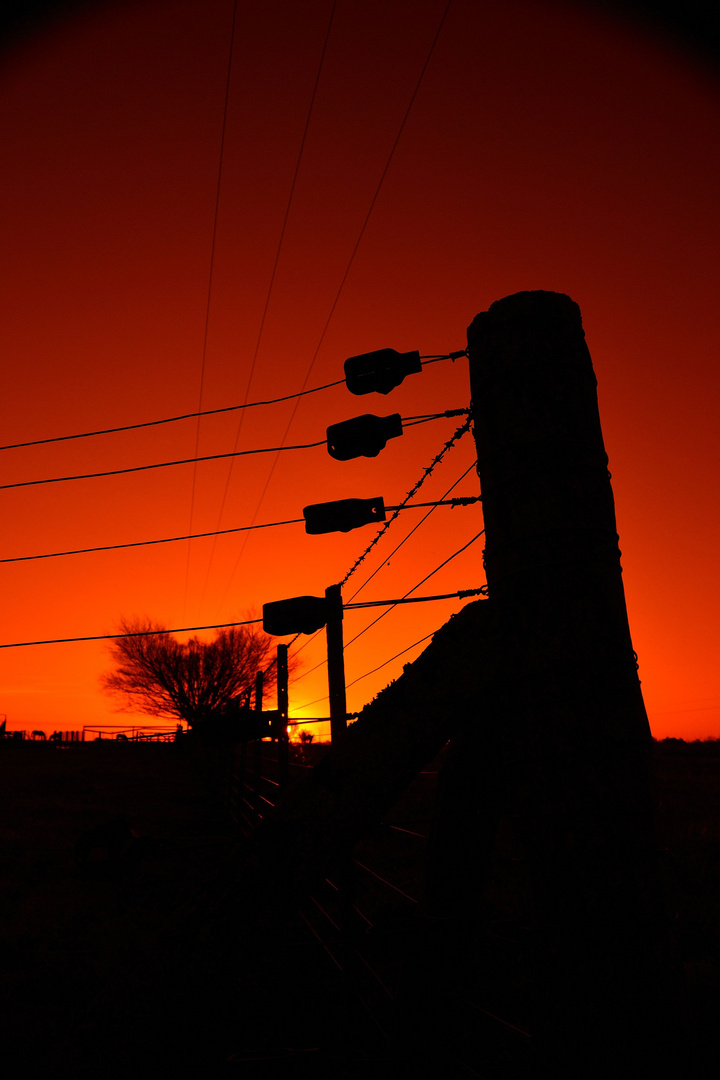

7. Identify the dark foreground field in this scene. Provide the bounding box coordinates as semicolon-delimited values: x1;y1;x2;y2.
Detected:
0;740;246;1072
1;738;718;1076
0;739;369;1076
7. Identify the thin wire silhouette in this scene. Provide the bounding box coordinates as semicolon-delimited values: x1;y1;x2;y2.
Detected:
184;0;239;618
217;0;457;604
199;0;339;610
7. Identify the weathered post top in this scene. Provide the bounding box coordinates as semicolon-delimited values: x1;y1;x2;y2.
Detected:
468;290;615;600
468;290;650;745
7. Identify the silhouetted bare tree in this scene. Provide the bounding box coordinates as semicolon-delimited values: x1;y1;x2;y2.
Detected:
101;617;285;728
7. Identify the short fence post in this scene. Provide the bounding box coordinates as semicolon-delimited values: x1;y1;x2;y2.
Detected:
325;584;347;745
237;739;247;829
276;644;289;791
253;671;264;822
337;854;362;1046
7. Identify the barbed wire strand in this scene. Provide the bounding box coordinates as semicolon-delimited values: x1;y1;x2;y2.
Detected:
289;582;484;689
342;529;486;651
294;641;431;709
292;527;484;687
286;440;476;663
339;414;473;588
347;459;479;602
347;588;484;609
341;529;487;648
264;462;476;661
386;496;480;511
344;630;436;690
401;407;469;427
295;625;442;710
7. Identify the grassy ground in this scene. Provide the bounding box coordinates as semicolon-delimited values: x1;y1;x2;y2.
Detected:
1;738;718;1076
652;741;720;1069
0;740;246;1072
0;739;382;1076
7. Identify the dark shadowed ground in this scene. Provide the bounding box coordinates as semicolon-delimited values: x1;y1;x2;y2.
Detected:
0;739;384;1076
0;741;239;1070
1;738;718;1076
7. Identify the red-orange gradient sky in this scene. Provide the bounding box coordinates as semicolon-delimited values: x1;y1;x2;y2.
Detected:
1;0;719;740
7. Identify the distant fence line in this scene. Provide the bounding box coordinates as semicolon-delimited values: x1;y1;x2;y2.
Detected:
0;721;331;743
0;725;187;742
83;725;183;742
0;729;84;742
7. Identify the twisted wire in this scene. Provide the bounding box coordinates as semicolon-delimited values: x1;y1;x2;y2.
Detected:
338;414;473;588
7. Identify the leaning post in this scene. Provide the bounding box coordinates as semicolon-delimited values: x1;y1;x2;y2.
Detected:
466;290;682;1070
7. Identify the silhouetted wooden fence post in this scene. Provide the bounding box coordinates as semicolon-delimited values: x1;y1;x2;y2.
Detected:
253;670;263;822
276;644;289;790
466;290;682;1071
325;584;347;744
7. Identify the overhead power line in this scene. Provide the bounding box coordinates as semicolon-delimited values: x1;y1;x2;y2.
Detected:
0;380;346;453
0;440;325;492
0;589;482;650
217;0;457;592
197;0;339;605
1;409;464;493
0;517;304;564
294;0;455;388
0;355;460;456
194;0;238;435
0;497;480;564
185;0;239;613
0;619;262;650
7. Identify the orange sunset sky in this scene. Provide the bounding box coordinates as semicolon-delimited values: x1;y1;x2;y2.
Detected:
1;0;719;741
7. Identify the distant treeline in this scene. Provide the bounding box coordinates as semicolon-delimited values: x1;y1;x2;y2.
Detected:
653;737;720;755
